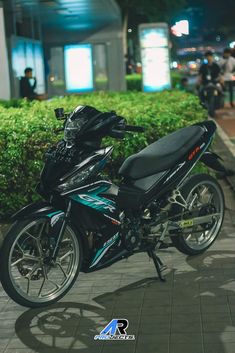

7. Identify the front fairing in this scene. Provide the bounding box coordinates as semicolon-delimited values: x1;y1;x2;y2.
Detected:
38;140;79;196
38;141;113;196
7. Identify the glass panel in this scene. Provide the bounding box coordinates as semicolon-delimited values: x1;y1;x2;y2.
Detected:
34;43;45;94
11;36;46;96
12;38;26;78
64;44;94;92
93;44;108;91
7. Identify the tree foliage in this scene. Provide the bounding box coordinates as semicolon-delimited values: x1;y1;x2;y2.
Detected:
116;0;186;54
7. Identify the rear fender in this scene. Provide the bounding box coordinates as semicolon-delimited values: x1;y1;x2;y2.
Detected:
200;151;226;173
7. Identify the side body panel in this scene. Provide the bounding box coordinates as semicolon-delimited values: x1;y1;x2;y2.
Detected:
66;181;124;272
118;121;216;210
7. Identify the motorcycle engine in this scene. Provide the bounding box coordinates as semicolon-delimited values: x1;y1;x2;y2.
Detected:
122;218;141;251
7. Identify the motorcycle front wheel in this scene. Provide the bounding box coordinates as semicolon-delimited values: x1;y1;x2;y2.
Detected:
171;174;225;256
0;218;82;308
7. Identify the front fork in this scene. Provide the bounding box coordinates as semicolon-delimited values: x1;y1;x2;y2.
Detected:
50;201;72;261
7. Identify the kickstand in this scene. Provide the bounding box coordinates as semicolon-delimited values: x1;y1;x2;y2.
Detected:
147;249;167;282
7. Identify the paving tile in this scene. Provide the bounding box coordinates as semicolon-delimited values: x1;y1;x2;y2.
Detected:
203;332;235;343
201;312;232;323
141;306;171;316
136;333;169;344
4;350;35;353
200;295;228;306
170;333;202;344
6;337;39;350
171;320;202;334
169;343;203;353
171;305;200;314
112;308;141;317
0;338;10;350
202;322;235;333
138;321;171;334
135;342;168;353
200;304;230;313
102;345;135;353
204;343;235;353
229;305;235;314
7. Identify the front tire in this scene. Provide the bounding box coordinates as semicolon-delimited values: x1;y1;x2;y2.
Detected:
0;218;82;308
171;174;224;256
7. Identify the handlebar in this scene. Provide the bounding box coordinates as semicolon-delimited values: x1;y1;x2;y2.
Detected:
109;121;145;139
125;125;145;133
109;129;126;139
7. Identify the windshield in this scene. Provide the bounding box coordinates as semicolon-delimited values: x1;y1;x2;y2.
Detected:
64;106;87;147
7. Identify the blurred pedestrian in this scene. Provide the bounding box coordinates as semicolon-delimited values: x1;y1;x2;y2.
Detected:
176;77;189;92
198;51;221;86
198;51;221;102
220;48;235;107
20;67;37;100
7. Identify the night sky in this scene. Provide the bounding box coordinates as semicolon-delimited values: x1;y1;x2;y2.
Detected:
188;0;235;28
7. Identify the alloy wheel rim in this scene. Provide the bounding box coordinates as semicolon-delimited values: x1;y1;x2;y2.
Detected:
182;180;224;250
9;219;79;303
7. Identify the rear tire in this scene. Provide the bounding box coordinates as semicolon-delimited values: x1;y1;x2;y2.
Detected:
171;174;224;256
208;96;215;117
0;219;83;308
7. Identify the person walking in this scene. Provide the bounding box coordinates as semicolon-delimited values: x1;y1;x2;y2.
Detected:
220;48;235;107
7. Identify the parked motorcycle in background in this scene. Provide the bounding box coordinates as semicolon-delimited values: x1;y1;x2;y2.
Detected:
0;105;227;307
201;80;224;118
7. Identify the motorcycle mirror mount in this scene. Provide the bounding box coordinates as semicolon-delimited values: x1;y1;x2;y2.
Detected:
55;108;66;120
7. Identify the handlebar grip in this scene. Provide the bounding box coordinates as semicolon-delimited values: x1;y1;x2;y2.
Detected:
125;125;145;133
109;129;125;139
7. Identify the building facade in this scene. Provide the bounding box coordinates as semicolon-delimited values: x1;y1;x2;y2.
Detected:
0;0;125;100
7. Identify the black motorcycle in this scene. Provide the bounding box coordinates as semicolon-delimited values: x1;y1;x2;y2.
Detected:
201;81;224;117
0;105;226;307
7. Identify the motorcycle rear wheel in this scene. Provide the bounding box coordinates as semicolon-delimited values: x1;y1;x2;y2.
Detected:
171;174;224;256
208;95;215;117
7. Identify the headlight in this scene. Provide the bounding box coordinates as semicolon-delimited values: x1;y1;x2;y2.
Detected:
56;163;96;193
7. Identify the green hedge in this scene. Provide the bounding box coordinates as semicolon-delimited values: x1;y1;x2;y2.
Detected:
126;72;183;91
126;74;142;91
0;91;206;219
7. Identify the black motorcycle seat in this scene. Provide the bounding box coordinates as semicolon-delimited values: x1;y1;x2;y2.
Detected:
119;125;205;179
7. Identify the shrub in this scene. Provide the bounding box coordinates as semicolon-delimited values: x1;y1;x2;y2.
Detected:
0;91;206;218
171;71;183;88
126;71;183;91
126;74;142;91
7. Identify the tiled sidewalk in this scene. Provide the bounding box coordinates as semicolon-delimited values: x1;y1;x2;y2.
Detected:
0;180;235;353
215;105;235;141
